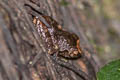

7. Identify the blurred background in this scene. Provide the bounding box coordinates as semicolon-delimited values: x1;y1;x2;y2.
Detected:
59;0;120;67
76;0;120;66
60;0;120;66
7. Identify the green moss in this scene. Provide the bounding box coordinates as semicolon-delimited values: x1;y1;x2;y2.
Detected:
97;59;120;80
118;68;120;71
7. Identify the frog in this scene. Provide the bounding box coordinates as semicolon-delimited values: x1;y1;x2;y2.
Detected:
32;15;89;80
25;2;90;80
33;15;82;58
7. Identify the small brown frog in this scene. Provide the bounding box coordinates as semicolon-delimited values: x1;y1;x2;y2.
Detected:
25;2;90;79
33;15;82;58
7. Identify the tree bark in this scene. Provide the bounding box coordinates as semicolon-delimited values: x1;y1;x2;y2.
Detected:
0;0;99;80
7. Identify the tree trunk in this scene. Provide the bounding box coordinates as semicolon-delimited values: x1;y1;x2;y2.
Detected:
0;0;99;80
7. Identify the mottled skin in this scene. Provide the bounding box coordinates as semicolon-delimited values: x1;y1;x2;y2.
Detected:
33;15;82;58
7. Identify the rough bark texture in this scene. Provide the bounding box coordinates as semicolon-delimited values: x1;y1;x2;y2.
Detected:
0;0;99;80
